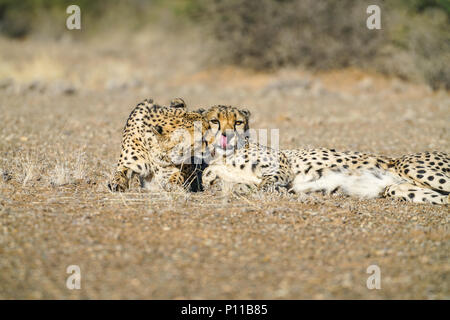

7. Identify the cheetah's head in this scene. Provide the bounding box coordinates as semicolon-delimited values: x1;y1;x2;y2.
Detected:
201;105;251;156
154;110;211;165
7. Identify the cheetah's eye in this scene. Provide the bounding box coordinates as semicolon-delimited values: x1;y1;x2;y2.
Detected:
210;119;219;125
235;121;244;125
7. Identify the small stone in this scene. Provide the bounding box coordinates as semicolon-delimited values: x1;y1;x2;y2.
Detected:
2;170;12;182
0;78;14;89
27;80;46;93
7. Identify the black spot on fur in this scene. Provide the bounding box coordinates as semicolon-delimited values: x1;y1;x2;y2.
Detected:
316;168;323;178
331;187;339;194
154;125;163;134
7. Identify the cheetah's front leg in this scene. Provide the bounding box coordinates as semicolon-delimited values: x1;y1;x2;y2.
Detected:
108;168;130;192
108;136;154;192
109;157;153;192
201;167;219;191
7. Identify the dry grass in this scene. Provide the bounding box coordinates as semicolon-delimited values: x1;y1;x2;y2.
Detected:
0;30;449;299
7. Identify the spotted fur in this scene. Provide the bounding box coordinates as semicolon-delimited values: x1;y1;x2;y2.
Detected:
108;98;210;192
198;106;449;204
202;140;293;192
201;106;292;192
286;148;448;204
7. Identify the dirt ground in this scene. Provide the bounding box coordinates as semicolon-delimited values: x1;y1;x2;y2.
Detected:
0;29;449;299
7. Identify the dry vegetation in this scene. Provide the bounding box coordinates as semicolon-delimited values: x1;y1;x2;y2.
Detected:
202;0;450;89
0;12;449;299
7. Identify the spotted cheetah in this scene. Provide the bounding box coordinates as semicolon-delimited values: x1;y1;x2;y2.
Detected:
108;98;210;192
199;106;449;204
287;149;449;204
200;106;292;192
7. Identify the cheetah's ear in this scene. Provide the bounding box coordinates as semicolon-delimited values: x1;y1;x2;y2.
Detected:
170;98;186;108
240;109;251;118
193;108;206;114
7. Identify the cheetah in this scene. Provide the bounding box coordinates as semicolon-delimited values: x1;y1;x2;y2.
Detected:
200;106;293;192
287;149;449;204
199;106;449;204
108;98;211;192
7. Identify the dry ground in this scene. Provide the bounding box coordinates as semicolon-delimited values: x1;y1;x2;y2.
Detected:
0;29;449;299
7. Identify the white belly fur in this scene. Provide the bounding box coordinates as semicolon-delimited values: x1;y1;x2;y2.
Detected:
292;168;403;198
209;164;262;185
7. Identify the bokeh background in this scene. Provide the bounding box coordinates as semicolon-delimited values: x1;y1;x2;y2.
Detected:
0;0;449;89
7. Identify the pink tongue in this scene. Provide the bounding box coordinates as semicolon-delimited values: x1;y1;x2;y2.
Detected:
220;135;228;149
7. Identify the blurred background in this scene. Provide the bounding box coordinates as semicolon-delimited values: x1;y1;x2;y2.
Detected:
0;0;449;90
